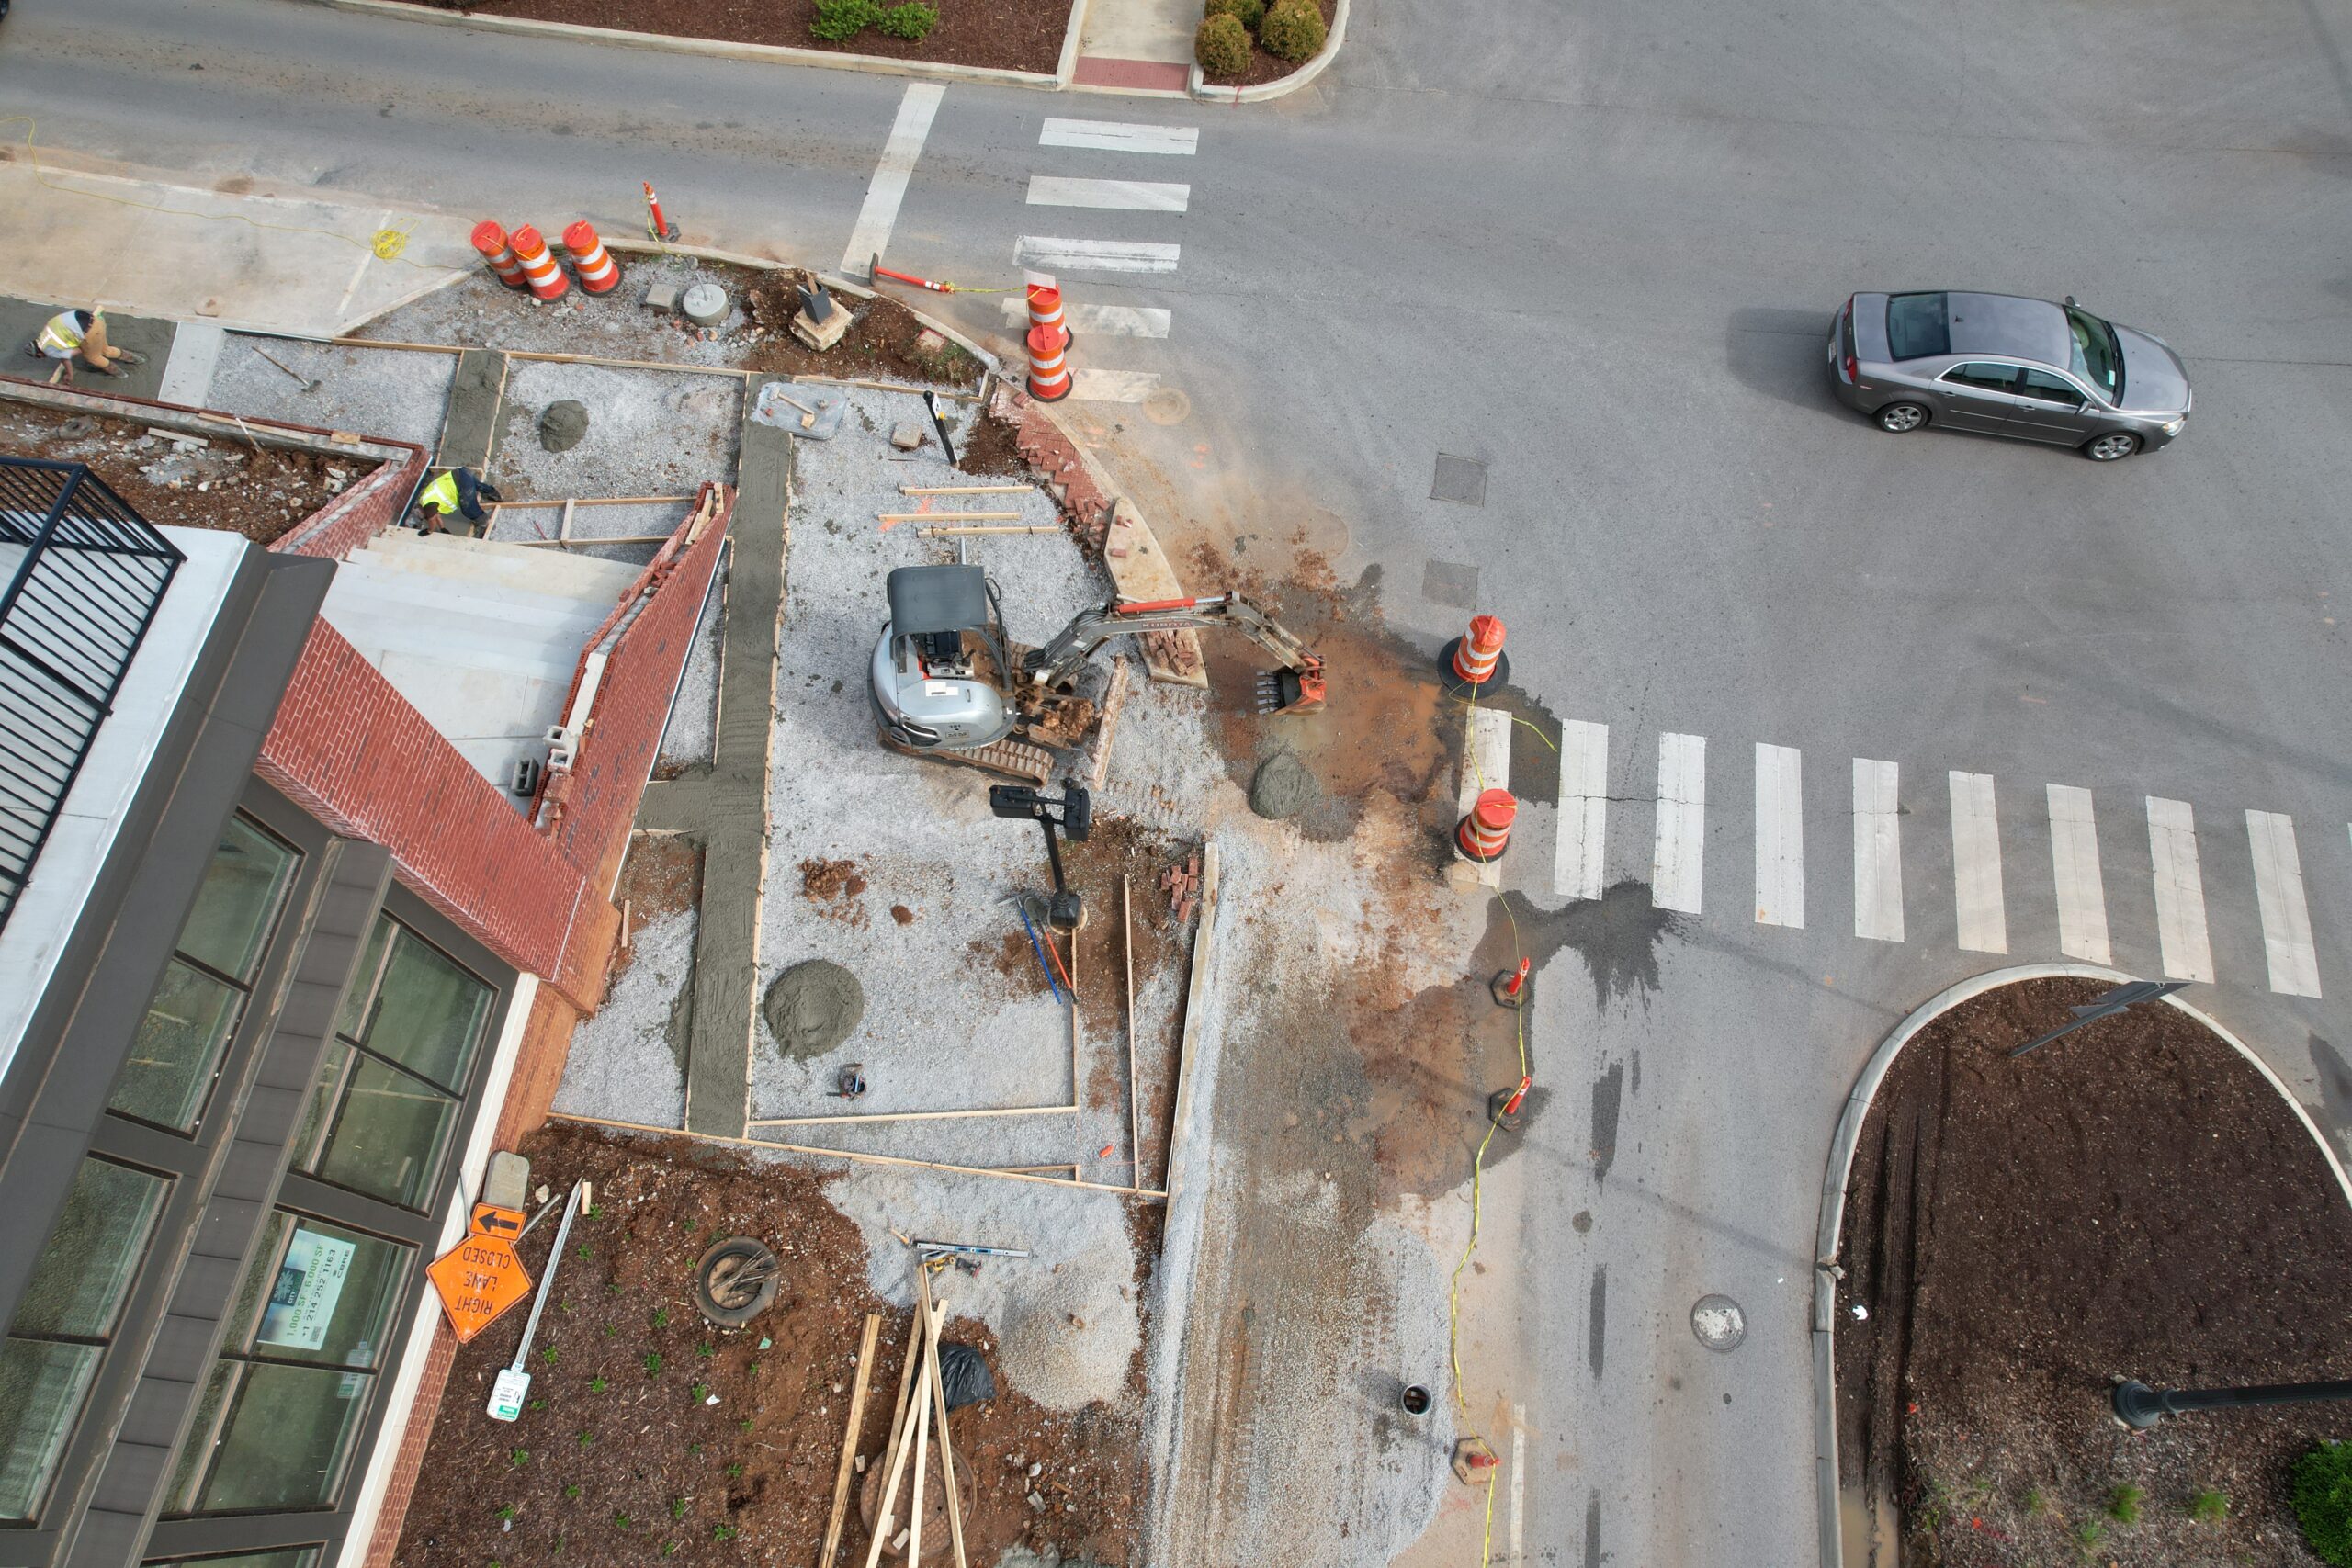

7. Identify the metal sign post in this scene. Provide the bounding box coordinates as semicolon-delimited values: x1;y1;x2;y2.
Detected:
922;390;960;469
488;1180;588;1422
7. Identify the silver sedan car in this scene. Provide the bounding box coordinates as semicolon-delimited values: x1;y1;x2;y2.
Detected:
1829;291;2190;460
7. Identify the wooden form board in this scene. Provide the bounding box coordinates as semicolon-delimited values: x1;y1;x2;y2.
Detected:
1161;841;1220;1206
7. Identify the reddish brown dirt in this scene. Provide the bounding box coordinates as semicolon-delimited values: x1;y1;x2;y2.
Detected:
1835;977;2352;1567
1196;0;1336;86
432;0;1069;73
890;904;917;926
1065;820;1190;1185
609;836;704;989
800;858;871;928
394;1122;1146;1567
742;273;989;388
0;402;378;543
956;404;1026;477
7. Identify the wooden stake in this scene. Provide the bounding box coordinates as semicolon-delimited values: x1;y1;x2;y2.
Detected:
915;1264;970;1568
542;1111;1166;1198
879;512;1023;523
919;525;1059;537
906;1327;933;1568
899;484;1031;495
509;535;676;547
1089;657;1130;794
559;498;574;543
1164;842;1220;1203
863;1300;941;1568
1123;874;1138;1177
794;374;981;400
329;335;466;355
489;495;695;508
817;1313;882;1568
506;348;751;378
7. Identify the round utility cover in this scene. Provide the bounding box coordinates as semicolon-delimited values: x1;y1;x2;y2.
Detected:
1690;1294;1746;1352
681;283;729;326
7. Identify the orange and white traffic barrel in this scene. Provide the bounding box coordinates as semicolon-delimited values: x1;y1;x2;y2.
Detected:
1455;788;1517;863
1025;284;1069;350
1026;323;1072;401
510;224;569;302
472;220;528;289
563;220;622;295
1441;613;1510;692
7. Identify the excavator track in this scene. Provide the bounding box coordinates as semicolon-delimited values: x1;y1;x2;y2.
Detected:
875;728;1056;784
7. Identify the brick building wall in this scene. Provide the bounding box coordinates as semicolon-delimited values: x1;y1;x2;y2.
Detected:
270;440;428;560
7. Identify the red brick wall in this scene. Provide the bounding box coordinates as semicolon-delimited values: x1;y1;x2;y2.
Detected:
271;442;426;560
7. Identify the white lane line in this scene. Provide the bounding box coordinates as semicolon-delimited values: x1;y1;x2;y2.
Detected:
2046;784;2112;964
1651;732;1706;914
1026;175;1192;212
1068;368;1161;403
1039;118;1200;155
1852;759;1903;942
1754;743;1804;927
840;82;946;275
2146;797;2214;983
998;299;1172;337
1555;720;1608;901
2248;810;2322;997
1455;706;1513;890
1949;771;2007;953
1015;236;1182;273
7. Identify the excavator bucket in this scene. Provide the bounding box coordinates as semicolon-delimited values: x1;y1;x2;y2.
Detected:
1254;664;1327;716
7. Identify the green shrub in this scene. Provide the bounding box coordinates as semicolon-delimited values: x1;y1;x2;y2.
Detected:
1194;12;1252;73
1256;0;1325;62
2188;1488;2229;1524
2108;1484;2143;1525
810;0;882;40
2295;1441;2352;1566
876;2;936;38
1204;0;1266;32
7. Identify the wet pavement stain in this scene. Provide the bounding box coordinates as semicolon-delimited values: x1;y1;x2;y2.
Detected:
1588;1264;1607;1377
1590;1060;1624;1183
1489;880;1681;1009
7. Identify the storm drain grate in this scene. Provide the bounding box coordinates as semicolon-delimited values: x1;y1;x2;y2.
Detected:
1430;453;1487;507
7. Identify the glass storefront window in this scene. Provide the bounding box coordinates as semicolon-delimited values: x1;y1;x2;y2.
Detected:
188;1363;370;1513
298;918;491;1213
108;816;298;1133
146;1551;322;1568
0;1157;168;1520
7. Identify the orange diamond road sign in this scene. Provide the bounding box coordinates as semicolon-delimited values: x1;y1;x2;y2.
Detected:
426;1204;533;1344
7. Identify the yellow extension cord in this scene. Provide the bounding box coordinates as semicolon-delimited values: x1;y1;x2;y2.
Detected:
3;115;435;269
1447;681;1556;1565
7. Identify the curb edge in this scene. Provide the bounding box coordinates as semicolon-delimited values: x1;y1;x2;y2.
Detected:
1188;0;1347;104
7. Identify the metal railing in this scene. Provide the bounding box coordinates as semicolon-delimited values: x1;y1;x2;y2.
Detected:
0;458;184;934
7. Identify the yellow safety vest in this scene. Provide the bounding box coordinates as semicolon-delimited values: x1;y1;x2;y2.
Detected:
416;471;461;514
36;312;85;355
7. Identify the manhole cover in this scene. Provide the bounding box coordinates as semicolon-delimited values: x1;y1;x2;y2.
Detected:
1430;453;1487;507
1691;1294;1746;1352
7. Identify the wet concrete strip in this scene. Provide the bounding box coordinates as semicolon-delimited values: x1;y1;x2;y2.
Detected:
680;383;790;1136
434;346;503;469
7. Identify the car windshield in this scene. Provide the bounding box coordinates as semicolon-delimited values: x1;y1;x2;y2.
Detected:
1885;293;1950;360
2065;307;2124;401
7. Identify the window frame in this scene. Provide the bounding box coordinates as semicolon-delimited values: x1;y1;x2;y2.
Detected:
1938;360;2027;395
2016;366;2096;409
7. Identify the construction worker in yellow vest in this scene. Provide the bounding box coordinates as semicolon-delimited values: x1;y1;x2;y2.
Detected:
28;309;144;383
411;467;503;536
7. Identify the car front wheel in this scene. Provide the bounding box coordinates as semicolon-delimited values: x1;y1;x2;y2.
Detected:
1875;402;1928;433
2084;431;2140;461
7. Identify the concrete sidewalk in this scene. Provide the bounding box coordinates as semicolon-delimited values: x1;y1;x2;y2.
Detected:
1072;0;1198;93
0;155;470;340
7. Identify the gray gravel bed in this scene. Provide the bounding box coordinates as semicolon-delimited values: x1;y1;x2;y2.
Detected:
355;256;760;367
489;358;741;500
659;557;726;771
550;907;694;1129
209;335;455;448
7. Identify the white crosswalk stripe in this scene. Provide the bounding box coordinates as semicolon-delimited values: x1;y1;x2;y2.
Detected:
1754;743;1804;927
2146;797;2215;983
1026;176;1192;212
999;299;1171;338
1852;759;1904;942
1949;772;2007;953
1016;236;1182;273
1039;118;1199;155
2247;810;2322;997
1652;733;1706;915
840;83;945;276
1555;720;1609;901
2046;784;2112;964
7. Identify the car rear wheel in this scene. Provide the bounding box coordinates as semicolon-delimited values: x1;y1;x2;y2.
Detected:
1875;402;1928;433
2084;431;2140;461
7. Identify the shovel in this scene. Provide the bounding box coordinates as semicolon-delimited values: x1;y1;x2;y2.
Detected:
253;346;321;392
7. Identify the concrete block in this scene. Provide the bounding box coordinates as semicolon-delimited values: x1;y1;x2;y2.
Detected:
643;281;682;313
790;304;852;352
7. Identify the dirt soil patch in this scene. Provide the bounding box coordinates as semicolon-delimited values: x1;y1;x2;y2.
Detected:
1196;0;1335;87
742;272;989;389
422;0;1069;73
395;1122;1147;1567
613;836;704;988
0;402;376;544
1834;977;2352;1567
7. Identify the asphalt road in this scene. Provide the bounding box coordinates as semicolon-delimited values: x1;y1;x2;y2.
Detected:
14;0;2352;1562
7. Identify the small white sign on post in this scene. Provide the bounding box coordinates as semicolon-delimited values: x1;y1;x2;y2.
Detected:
488;1366;531;1423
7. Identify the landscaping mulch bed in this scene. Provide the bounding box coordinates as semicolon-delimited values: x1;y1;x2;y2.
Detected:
0;402;374;544
1834;977;2352;1566
1195;0;1333;89
424;0;1069;74
395;1122;1148;1568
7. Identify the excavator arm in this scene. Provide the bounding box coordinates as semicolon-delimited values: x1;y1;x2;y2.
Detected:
1021;595;1328;714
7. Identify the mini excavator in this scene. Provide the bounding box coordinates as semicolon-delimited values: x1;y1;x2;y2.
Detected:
869;564;1326;784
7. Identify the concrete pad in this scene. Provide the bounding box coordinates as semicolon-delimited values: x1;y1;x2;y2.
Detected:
210;335;458;449
0;296;175;402
0;162;470;338
1077;0;1198;65
156;322;224;408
